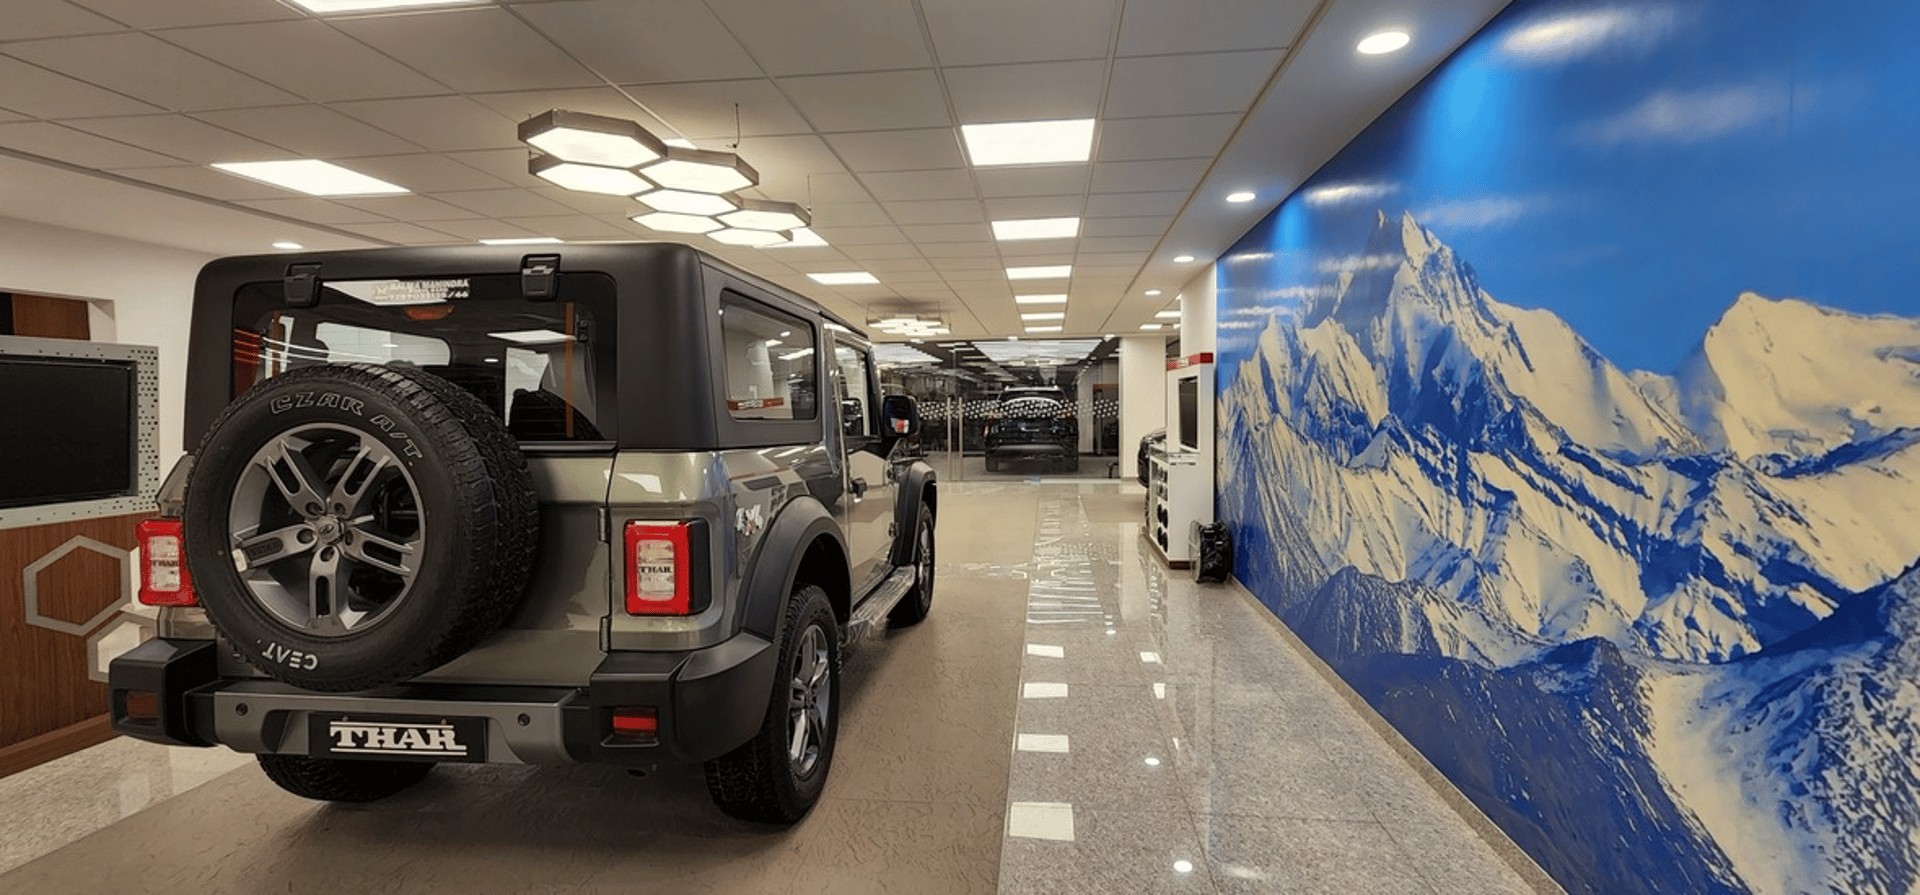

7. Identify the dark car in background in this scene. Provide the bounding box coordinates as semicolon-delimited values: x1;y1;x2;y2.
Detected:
984;387;1078;472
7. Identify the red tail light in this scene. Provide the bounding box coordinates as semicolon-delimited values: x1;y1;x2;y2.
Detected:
624;521;692;615
137;519;198;606
609;706;658;744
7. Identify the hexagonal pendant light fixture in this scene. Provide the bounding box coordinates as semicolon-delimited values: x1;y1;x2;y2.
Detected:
708;227;791;247
639;146;759;194
717;198;811;232
637;189;743;217
528;153;653;196
518;109;664;168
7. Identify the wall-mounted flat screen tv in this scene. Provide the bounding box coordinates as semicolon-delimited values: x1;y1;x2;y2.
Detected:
0;356;138;509
1177;374;1199;451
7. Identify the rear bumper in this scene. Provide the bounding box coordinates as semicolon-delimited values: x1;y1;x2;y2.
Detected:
109;634;775;766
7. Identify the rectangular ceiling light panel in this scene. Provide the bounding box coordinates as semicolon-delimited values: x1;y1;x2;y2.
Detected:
1014;294;1068;305
1007;265;1072;280
212;160;407;196
288;0;488;12
808;272;879;285
992;217;1080;241
961;119;1095;167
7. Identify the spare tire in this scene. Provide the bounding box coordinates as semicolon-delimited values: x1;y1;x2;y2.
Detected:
183;362;539;692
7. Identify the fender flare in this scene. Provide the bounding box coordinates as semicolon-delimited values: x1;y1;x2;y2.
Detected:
888;460;938;567
739;496;848;641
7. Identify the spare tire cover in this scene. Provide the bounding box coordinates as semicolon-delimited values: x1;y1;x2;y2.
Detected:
183;362;539;691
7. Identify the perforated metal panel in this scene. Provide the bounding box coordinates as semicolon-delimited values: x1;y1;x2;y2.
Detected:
0;335;161;530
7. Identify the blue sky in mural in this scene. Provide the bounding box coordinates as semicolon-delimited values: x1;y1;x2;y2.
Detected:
1287;0;1920;373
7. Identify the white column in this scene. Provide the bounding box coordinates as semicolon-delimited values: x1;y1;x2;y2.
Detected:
1119;334;1167;483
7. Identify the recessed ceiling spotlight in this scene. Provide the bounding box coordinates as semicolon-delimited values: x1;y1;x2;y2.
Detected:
1226;191;1256;203
1173;254;1196;264
271;241;303;250
1358;30;1411;54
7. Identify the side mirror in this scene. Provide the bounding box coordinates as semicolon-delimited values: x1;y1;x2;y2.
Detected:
881;394;920;436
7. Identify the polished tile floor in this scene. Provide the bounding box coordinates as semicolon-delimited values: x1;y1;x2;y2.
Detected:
0;481;1556;894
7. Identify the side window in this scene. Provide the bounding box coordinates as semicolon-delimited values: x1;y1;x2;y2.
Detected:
720;294;817;421
834;343;874;437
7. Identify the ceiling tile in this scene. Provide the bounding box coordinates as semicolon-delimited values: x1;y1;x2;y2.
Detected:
1083;214;1172;237
5;33;299;111
234;197;390;226
812;224;907;246
886;199;984;225
1105;50;1281;118
0;121;180;168
334;194;483;222
63;114;283;165
468;87;668;134
1076;251;1152;267
0;55;160;118
160;20;451;103
432;188;577;218
331;8;599;93
836;242;924;259
69;0;301;28
341;220;463;245
1085;190;1187;218
443;148;537;184
806;202;893;228
921;0;1117;66
825;129;965;173
1097;113;1241;162
1116;0;1315;56
531;186;638;216
781;171;870;204
973;166;1090;199
703;0;929;76
917;242;997;259
983;195;1086;219
779;70;949;133
6;0;125;40
902;222;991;244
194;105;424;159
623;79;812;141
420;219;511;241
332;96;519;153
1077;235;1159;254
999;240;1076;258
861;168;973;202
511;0;759;84
730;133;846;196
347;153;513;193
862;257;936;275
1090;157;1209;194
944;60;1106;123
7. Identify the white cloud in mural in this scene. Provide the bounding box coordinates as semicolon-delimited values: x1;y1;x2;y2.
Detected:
1303;180;1398;209
1315;253;1402;275
1499;4;1686;64
1413;195;1551;231
1578;84;1789;147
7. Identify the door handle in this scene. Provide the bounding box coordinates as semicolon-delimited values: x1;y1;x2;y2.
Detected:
850;477;867;498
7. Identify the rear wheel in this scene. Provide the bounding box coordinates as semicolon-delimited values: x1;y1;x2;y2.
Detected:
257;754;432;803
703;585;841;824
889;504;935;626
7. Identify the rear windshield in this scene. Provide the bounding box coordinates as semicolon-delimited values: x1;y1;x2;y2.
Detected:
997;396;1073;419
231;273;616;444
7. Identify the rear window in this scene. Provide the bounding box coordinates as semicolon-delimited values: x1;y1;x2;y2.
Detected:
231;273;615;443
718;294;817;421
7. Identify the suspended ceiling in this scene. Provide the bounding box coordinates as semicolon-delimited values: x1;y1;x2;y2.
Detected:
0;0;1509;339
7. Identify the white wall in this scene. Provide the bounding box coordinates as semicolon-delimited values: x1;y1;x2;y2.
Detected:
1178;264;1218;356
0;216;211;465
1118;334;1168;482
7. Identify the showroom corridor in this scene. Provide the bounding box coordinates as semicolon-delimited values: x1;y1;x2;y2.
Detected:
0;481;1549;894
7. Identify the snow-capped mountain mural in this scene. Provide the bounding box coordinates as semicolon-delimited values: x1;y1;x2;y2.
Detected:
1218;210;1920;893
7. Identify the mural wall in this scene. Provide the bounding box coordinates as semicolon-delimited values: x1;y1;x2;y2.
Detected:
1214;0;1920;892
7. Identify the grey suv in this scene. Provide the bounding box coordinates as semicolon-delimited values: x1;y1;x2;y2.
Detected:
109;243;936;824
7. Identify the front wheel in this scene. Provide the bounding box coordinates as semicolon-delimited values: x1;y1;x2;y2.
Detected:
703;585;841;824
889;504;935;626
257;754;432;803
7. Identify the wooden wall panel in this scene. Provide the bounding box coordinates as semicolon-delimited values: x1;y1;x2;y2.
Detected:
0;512;149;752
10;293;90;340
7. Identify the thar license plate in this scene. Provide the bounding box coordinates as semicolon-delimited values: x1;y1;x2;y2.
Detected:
309;713;488;763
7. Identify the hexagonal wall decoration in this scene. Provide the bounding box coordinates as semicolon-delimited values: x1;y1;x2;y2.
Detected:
23;536;131;636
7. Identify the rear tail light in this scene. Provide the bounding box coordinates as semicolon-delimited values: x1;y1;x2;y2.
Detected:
624;521;692;615
609;706;658;744
137;519;198;607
